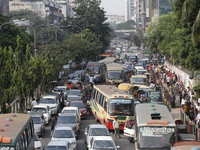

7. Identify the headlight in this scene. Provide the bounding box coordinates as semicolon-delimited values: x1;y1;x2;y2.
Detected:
71;140;76;145
36;127;40;132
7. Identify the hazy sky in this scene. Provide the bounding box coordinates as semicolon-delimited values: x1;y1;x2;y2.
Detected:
100;0;125;16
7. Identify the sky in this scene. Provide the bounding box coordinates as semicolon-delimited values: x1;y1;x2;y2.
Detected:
100;0;125;16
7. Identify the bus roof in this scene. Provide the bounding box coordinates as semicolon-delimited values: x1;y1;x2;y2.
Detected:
94;85;133;98
106;63;123;71
0;113;31;146
87;61;104;67
100;57;117;64
135;103;175;127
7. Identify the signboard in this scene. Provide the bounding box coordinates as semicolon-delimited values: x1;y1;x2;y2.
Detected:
110;99;131;104
140;127;175;136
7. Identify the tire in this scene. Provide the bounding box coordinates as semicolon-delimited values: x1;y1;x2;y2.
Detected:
95;114;99;122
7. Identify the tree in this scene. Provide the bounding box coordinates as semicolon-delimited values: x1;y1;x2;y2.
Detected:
115;20;135;30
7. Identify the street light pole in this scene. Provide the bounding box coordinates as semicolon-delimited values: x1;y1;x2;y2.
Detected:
0;22;12;30
33;24;44;55
68;25;83;40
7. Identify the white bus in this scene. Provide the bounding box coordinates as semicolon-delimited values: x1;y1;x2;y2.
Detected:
134;103;176;150
106;63;124;84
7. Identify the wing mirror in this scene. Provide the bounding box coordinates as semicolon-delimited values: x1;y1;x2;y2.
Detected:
87;145;91;148
116;146;120;149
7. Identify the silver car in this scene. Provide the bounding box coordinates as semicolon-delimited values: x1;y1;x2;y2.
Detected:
31;113;45;137
84;124;110;146
45;140;73;150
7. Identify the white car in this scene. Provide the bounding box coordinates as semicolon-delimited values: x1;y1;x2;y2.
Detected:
45;140;73;150
31;105;51;125
61;106;81;122
51;126;77;150
87;136;120;150
52;86;68;100
39;96;59;115
124;124;135;142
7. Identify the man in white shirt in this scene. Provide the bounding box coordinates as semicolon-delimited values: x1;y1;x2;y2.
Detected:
31;99;38;107
113;117;121;139
181;97;186;107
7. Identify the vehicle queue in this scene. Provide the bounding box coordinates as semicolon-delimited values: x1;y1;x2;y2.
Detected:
1;38;200;150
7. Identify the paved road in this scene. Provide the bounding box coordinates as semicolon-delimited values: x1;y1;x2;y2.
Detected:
40;113;135;150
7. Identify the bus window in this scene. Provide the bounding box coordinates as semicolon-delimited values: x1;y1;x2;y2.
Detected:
101;96;105;107
92;89;96;100
95;91;99;101
104;101;107;111
97;92;101;104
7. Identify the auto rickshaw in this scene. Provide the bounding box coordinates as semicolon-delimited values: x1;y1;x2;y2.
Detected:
118;83;135;96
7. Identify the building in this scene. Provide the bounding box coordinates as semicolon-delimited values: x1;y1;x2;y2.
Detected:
148;0;172;22
0;0;9;16
125;0;135;21
9;0;63;23
105;15;125;29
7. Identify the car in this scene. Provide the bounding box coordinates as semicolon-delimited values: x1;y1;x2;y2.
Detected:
45;140;73;150
84;124;110;146
31;105;51;125
52;86;68;100
67;73;80;85
69;101;87;119
46;93;61;103
87;136;120;150
51;126;77;150
57;112;80;137
31;112;45;137
39;96;60;115
67;89;85;101
34;133;43;150
74;70;85;82
61;106;81;122
66;95;82;106
124;124;135;142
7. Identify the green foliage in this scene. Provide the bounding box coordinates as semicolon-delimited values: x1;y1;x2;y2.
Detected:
115;20;135;30
194;83;200;98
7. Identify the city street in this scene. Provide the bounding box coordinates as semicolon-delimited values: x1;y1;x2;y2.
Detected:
41;114;135;150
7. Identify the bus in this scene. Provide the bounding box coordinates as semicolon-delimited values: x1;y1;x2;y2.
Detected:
91;85;135;130
134;103;176;150
106;63;124;84
0;113;34;150
85;61;106;82
100;57;118;64
130;75;148;87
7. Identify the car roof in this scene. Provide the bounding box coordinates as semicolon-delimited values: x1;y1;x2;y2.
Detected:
89;124;107;128
54;125;73;130
59;112;76;116
93;136;113;141
67;95;80;97
33;105;48;108
55;86;67;88
42;96;56;99
47;140;69;146
63;107;79;110
70;101;83;103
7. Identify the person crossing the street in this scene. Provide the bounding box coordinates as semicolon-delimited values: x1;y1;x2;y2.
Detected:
113;117;122;139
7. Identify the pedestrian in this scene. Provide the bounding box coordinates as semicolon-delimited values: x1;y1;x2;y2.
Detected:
183;101;190;116
60;89;64;110
166;75;171;87
125;117;134;129
189;108;195;122
171;92;176;108
181;97;186;107
31;99;38;107
113;117;122;139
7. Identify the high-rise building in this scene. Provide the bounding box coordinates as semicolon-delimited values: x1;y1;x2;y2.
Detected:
0;0;9;16
125;0;135;21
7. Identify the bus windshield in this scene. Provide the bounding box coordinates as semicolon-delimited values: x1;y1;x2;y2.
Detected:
86;67;99;74
108;99;134;116
131;78;146;85
107;70;123;79
138;127;175;149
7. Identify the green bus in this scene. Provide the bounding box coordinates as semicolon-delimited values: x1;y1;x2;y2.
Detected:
0;113;34;150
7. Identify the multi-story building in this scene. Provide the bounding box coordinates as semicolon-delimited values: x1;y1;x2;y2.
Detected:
148;0;172;22
105;15;125;29
125;0;135;21
0;0;9;16
9;0;63;23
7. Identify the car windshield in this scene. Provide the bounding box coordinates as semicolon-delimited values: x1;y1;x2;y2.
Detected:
45;146;67;150
68;75;79;80
107;71;123;79
57;116;76;124
53;88;66;92
138;127;175;149
53;130;74;138
32;117;41;124
70;102;84;108
86;67;99;74
68;90;81;96
108;99;134;116
68;97;81;101
131;78;147;85
89;128;109;136
32;108;47;113
62;110;76;113
40;98;56;104
93;140;115;149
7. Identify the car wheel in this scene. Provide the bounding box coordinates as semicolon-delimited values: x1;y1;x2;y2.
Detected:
95;114;98;122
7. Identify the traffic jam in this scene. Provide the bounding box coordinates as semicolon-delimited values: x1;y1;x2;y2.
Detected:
29;38;197;150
